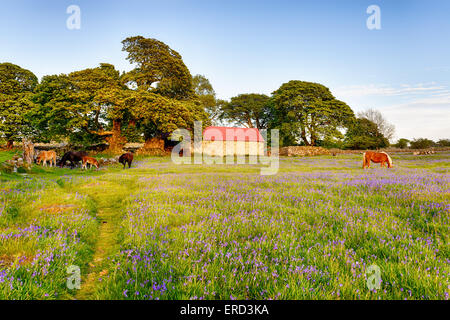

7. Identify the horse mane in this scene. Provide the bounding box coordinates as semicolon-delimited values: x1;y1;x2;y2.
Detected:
380;151;393;167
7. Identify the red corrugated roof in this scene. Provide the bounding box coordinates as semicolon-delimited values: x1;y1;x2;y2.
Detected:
203;126;265;142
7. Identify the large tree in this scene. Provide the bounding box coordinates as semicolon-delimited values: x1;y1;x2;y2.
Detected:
121;36;209;147
121;36;195;100
270;81;355;146
0;63;38;149
393;138;410;149
31;63;126;147
357;108;395;142
345;117;389;149
220;93;270;129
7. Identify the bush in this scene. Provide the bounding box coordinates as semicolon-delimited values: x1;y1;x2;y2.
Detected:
393;138;410;149
410;138;436;149
436;139;450;147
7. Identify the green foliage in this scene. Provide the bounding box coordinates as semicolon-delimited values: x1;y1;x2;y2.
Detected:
121;36;195;100
393;138;410;149
436;139;450;147
192;74;219;123
6;205;19;219
410;138;436;149
30;64;124;146
126;90;209;140
122;122;143;143
270;81;355;146
345;118;389;149
0;63;38;144
220;93;270;129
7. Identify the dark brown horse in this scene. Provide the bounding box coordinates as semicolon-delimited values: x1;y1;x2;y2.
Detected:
363;151;393;169
119;152;133;169
58;151;88;169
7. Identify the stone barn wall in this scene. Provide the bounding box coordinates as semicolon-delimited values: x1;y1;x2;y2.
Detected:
202;141;265;156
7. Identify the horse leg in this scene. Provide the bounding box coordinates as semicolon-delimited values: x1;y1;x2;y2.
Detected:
128;160;131;168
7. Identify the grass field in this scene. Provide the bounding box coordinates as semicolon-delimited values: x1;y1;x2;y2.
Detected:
0;152;448;300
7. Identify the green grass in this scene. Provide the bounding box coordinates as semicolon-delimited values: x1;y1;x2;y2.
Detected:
0;152;448;300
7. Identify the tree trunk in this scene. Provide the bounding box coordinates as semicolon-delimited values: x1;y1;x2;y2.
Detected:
22;139;35;167
247;117;254;128
300;125;310;146
106;120;127;154
6;140;14;150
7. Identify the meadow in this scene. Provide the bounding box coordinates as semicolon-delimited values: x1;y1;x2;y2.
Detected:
0;151;448;300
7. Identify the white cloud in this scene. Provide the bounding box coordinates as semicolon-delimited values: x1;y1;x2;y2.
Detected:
333;83;450;141
334;83;449;99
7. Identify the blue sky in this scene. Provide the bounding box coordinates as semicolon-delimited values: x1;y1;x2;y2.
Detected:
1;0;449;140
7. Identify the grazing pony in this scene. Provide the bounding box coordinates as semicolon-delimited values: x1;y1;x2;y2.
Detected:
81;156;99;170
36;150;57;167
362;151;393;169
118;152;133;169
58;151;88;168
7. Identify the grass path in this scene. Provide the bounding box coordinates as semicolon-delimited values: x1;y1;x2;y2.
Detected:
73;175;135;300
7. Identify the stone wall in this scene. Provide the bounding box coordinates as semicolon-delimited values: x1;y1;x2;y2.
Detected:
279;146;331;157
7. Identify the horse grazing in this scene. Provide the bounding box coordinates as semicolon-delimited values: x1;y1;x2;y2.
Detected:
36;150;57;167
81;156;99;170
362;151;393;169
58;151;88;168
118;152;133;169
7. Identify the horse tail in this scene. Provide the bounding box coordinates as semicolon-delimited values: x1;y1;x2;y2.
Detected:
362;152;366;169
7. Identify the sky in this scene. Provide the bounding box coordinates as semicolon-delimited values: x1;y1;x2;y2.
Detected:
0;0;449;141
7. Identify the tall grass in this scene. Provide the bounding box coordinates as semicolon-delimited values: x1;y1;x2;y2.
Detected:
0;152;448;299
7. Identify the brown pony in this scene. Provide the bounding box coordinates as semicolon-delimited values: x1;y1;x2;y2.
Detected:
81;156;99;170
36;150;57;167
118;152;133;169
362;151;393;169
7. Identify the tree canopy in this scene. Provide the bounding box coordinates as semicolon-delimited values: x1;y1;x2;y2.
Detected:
220;93;270;130
0;62;38;148
31;64;125;145
409;138;436;149
192;74;221;124
121;36;194;100
345;117;389;149
357;109;395;142
269;81;355;146
393;138;410;149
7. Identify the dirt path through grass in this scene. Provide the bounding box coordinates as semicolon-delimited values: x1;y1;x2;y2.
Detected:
74;175;135;300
